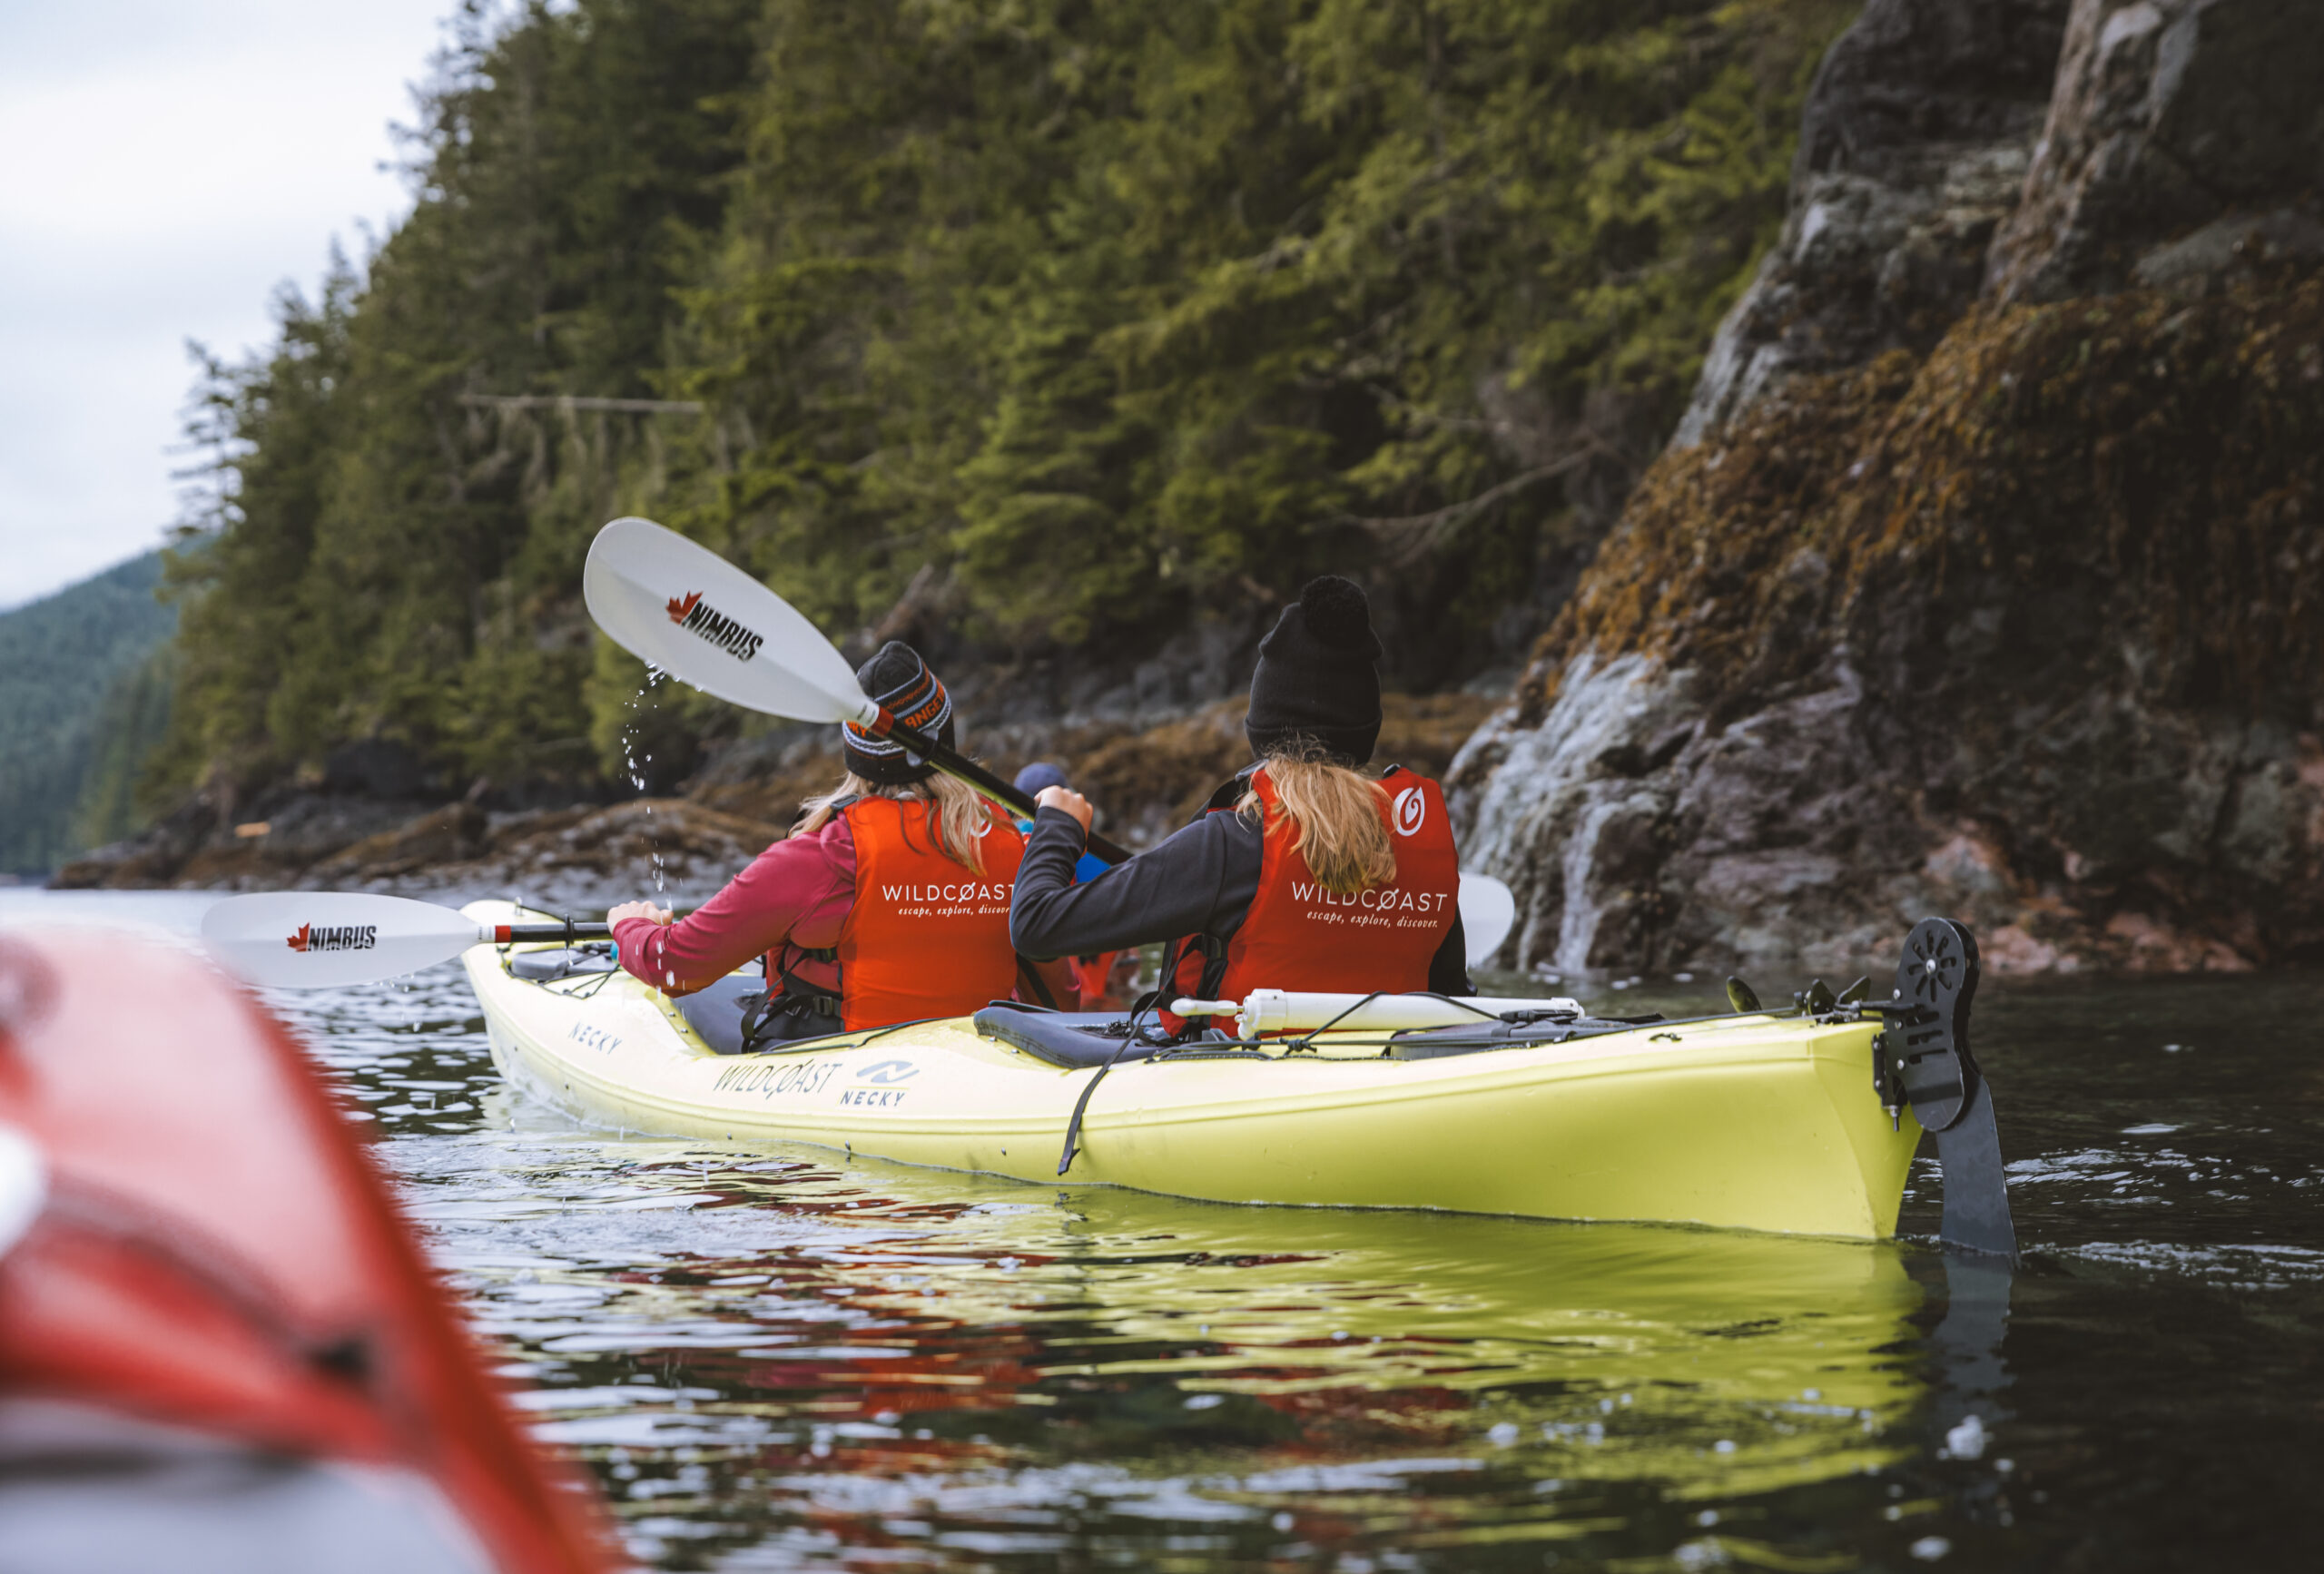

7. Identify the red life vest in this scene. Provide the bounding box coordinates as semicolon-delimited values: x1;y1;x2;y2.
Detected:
827;796;1028;1030
1163;764;1460;1032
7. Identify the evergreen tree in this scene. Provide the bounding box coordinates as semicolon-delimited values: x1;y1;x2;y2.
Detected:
149;0;1847;803
0;553;177;873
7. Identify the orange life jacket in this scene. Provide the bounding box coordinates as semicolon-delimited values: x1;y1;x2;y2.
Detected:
1161;764;1460;1033
1068;951;1128;1011
822;796;1029;1030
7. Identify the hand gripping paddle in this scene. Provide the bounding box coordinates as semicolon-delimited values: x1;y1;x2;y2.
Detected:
202;892;606;989
584;516;1133;862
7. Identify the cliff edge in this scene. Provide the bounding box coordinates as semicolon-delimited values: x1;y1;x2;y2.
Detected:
1453;0;2324;976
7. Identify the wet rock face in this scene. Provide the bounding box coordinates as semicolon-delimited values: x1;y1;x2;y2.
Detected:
1455;654;1934;976
1456;0;2324;977
1988;0;2324;301
1675;0;2071;446
1457;280;2324;975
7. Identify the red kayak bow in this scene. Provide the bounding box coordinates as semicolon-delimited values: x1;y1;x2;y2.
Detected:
0;930;613;1574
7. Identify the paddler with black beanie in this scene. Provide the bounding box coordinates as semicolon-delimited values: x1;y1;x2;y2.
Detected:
1011;576;1469;1034
609;641;1068;1045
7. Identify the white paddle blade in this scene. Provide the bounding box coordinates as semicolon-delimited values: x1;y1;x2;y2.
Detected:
201;892;487;989
584;516;878;726
1458;871;1517;969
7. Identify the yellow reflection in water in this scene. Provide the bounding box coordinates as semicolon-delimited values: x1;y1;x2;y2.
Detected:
816;1175;1925;1502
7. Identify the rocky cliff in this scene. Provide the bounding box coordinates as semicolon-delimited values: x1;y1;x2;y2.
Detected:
1453;0;2324;977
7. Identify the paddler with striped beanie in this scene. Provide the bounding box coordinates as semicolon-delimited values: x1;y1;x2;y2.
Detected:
1010;576;1469;1035
608;642;1068;1048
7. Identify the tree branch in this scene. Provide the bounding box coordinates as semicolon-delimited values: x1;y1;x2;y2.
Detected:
458;393;704;415
1324;445;1606;568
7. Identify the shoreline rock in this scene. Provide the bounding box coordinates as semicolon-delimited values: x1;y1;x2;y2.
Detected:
54;694;1499;912
1454;0;2324;978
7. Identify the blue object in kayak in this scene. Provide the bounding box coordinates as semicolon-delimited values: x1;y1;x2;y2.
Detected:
1016;818;1112;883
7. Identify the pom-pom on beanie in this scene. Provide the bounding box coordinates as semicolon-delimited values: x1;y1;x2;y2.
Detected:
1244;575;1384;767
843;641;954;785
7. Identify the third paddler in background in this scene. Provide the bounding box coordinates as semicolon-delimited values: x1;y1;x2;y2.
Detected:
1009;575;1469;1037
606;642;1070;1051
1011;761;1137;1011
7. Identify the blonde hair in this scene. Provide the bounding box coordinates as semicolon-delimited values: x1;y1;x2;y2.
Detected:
1237;743;1397;895
795;772;998;874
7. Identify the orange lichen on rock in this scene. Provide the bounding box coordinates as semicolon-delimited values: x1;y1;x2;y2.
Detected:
1474;268;2324;972
1522;275;2324;728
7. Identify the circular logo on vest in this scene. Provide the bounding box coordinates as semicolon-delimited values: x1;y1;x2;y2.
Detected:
1392;785;1426;836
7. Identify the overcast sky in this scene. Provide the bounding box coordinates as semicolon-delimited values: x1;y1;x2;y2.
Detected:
0;0;458;611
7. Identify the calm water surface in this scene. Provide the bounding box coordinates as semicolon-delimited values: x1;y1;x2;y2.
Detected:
7;890;2321;1571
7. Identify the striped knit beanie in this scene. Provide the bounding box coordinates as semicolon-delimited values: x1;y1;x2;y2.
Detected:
844;641;954;785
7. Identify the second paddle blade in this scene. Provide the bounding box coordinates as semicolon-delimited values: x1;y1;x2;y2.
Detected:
585;516;877;726
1457;871;1518;969
202;891;487;989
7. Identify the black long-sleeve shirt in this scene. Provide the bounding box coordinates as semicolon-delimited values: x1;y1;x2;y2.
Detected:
1010;804;1472;996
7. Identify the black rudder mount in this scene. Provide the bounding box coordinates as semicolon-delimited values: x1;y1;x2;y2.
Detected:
1870;917;2018;1263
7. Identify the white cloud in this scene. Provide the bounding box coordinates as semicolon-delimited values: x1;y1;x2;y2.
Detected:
0;0;456;609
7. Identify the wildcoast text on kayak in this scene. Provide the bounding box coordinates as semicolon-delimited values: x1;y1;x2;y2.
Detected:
665;590;764;662
286;923;378;952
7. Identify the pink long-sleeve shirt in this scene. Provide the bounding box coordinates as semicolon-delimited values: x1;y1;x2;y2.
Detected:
612;817;856;997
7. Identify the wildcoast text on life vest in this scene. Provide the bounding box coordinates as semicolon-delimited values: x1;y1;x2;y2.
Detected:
1289;882;1452;911
880;881;1016;904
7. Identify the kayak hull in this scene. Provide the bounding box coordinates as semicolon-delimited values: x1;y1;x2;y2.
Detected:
462;901;1923;1240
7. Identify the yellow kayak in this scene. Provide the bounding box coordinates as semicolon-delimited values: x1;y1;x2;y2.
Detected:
460;900;1935;1240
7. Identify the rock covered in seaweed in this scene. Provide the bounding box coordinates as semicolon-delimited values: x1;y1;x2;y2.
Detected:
1455;0;2324;976
1674;0;2072;447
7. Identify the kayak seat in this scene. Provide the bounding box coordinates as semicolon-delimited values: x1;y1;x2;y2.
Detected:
972;1006;1167;1070
676;973;842;1056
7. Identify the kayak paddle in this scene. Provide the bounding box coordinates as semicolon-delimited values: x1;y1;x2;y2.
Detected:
584;516;1135;862
203;891;606;989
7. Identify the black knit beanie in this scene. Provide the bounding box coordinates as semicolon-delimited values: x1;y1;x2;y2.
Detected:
843;641;954;785
1244;575;1384;767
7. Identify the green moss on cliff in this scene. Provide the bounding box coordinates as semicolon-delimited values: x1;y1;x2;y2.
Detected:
1524;273;2324;726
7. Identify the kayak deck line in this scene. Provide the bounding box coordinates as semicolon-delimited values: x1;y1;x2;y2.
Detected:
452;900;2009;1244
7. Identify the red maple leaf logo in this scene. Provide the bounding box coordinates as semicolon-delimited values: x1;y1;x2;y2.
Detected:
286;924;311;952
666;591;702;625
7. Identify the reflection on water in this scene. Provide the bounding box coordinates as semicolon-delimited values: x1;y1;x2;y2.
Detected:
5;894;2321;1570
395;1133;1935;1569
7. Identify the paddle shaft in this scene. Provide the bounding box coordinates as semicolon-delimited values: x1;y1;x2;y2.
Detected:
497;921;613;943
878;714;1133;866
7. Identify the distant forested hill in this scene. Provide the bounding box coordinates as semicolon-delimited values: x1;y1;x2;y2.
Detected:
0;552;176;875
150;0;1852;808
